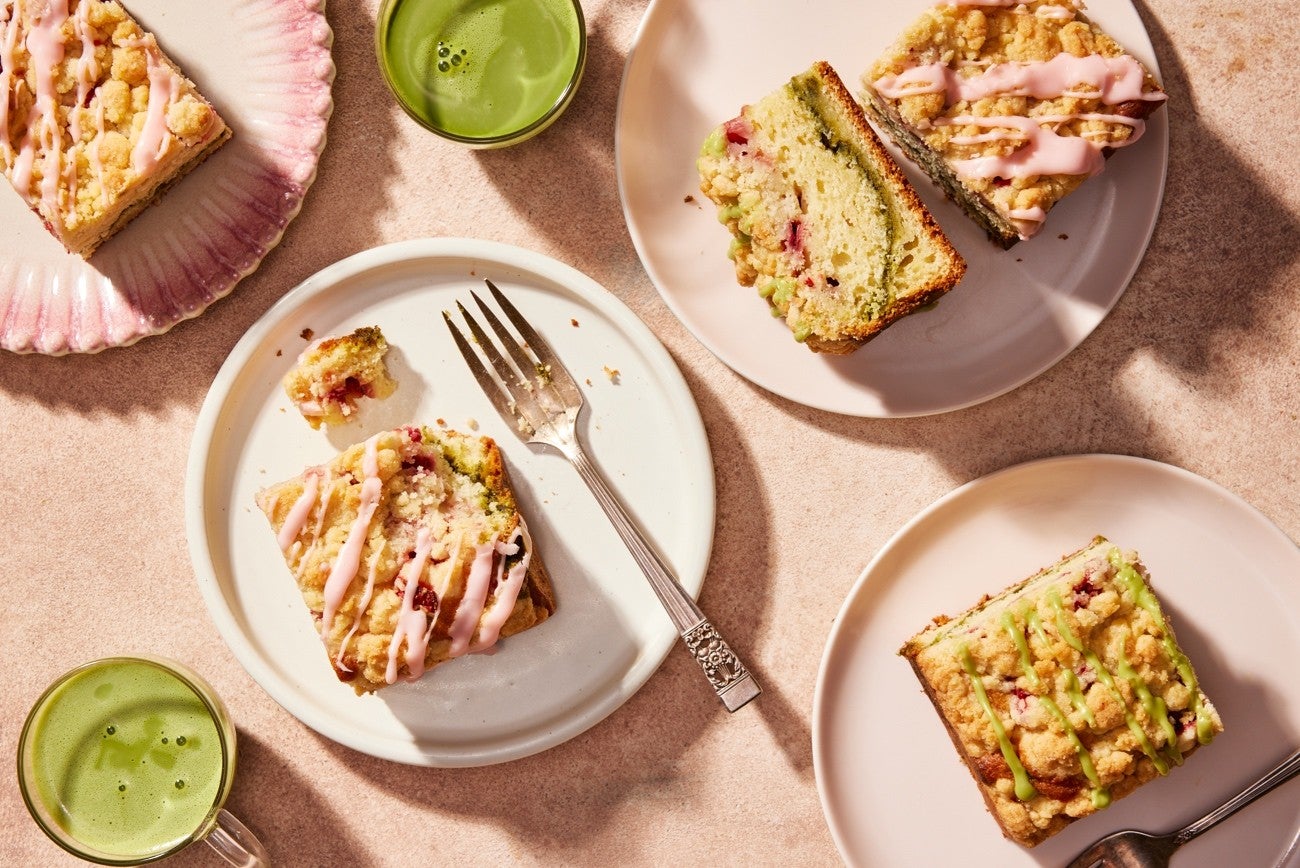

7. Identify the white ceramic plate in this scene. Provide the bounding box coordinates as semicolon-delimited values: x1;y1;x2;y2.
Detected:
185;238;715;766
615;0;1168;416
813;455;1300;866
0;0;334;354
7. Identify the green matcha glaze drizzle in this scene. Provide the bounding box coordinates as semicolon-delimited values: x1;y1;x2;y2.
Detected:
959;644;1037;802
1001;610;1040;689
1026;610;1096;728
1004;610;1111;808
1048;588;1169;775
1115;637;1182;767
1109;550;1216;746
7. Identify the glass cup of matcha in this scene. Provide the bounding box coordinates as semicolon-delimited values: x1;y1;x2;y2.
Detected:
376;0;587;147
18;656;268;866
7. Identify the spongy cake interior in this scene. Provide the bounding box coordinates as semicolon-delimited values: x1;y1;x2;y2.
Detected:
741;84;894;333
697;62;965;353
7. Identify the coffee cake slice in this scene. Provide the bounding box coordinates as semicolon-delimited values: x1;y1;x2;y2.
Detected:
256;425;557;694
901;536;1221;846
0;0;230;256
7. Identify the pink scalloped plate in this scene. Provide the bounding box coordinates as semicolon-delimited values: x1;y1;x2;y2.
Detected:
0;0;334;355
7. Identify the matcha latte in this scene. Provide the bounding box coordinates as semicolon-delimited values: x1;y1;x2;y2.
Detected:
18;657;236;864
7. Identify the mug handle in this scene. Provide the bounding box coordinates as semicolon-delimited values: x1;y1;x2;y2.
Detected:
205;808;271;867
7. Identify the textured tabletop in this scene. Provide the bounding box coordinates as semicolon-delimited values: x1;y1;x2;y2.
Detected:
3;0;1298;865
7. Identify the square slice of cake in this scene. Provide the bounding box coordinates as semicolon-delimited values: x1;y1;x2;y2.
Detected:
862;0;1166;247
0;0;231;256
901;536;1221;847
282;326;398;429
697;61;965;354
256;425;557;694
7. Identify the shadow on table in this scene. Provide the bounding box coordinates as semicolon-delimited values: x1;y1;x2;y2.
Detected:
0;2;401;413
223;731;371;867
741;0;1299;491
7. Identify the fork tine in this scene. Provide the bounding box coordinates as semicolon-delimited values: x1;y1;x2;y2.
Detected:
484;280;584;407
442;310;538;439
453;299;555;435
455;300;528;394
468;291;549;395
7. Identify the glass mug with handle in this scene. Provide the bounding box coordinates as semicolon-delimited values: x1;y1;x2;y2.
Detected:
18;656;269;866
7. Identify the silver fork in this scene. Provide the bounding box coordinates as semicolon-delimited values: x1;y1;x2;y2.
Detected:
444;280;761;712
1066;746;1300;867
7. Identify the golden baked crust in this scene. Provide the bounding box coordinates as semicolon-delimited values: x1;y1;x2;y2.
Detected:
0;0;230;256
282;326;398;429
901;537;1222;847
256;426;556;694
862;0;1165;247
697;61;965;354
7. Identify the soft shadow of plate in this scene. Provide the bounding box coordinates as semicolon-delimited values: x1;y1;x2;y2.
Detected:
615;0;1167;416
185;238;714;766
813;455;1300;865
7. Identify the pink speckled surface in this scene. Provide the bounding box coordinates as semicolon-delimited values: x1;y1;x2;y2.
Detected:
3;0;1299;865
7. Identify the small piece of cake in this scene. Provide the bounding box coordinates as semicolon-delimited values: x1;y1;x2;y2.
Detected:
697;61;965;354
282;326;397;429
256;425;557;694
901;536;1222;847
862;0;1166;247
0;0;231;256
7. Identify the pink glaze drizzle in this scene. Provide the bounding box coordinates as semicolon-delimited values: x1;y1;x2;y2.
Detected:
447;539;498;658
132;46;177;175
0;4;23;162
470;522;532;653
940;114;1105;179
934;0;1078;13
873;55;1165;106
277;471;320;551
871;52;1164;198
337;541;386;672
17;0;69;213
294;469;334;581
384;527;437;683
319;435;382;641
61;0;96;215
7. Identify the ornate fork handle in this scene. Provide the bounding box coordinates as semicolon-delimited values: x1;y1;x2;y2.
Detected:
568;445;761;712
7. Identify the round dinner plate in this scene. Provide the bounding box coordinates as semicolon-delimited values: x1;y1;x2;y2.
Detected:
813;454;1300;866
616;0;1168;417
185;238;715;766
0;0;334;354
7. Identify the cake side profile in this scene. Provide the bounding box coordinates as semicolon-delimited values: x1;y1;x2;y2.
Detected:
256;425;557;694
282;326;398;429
697;61;965;354
901;536;1222;847
0;0;231;257
862;0;1166;247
